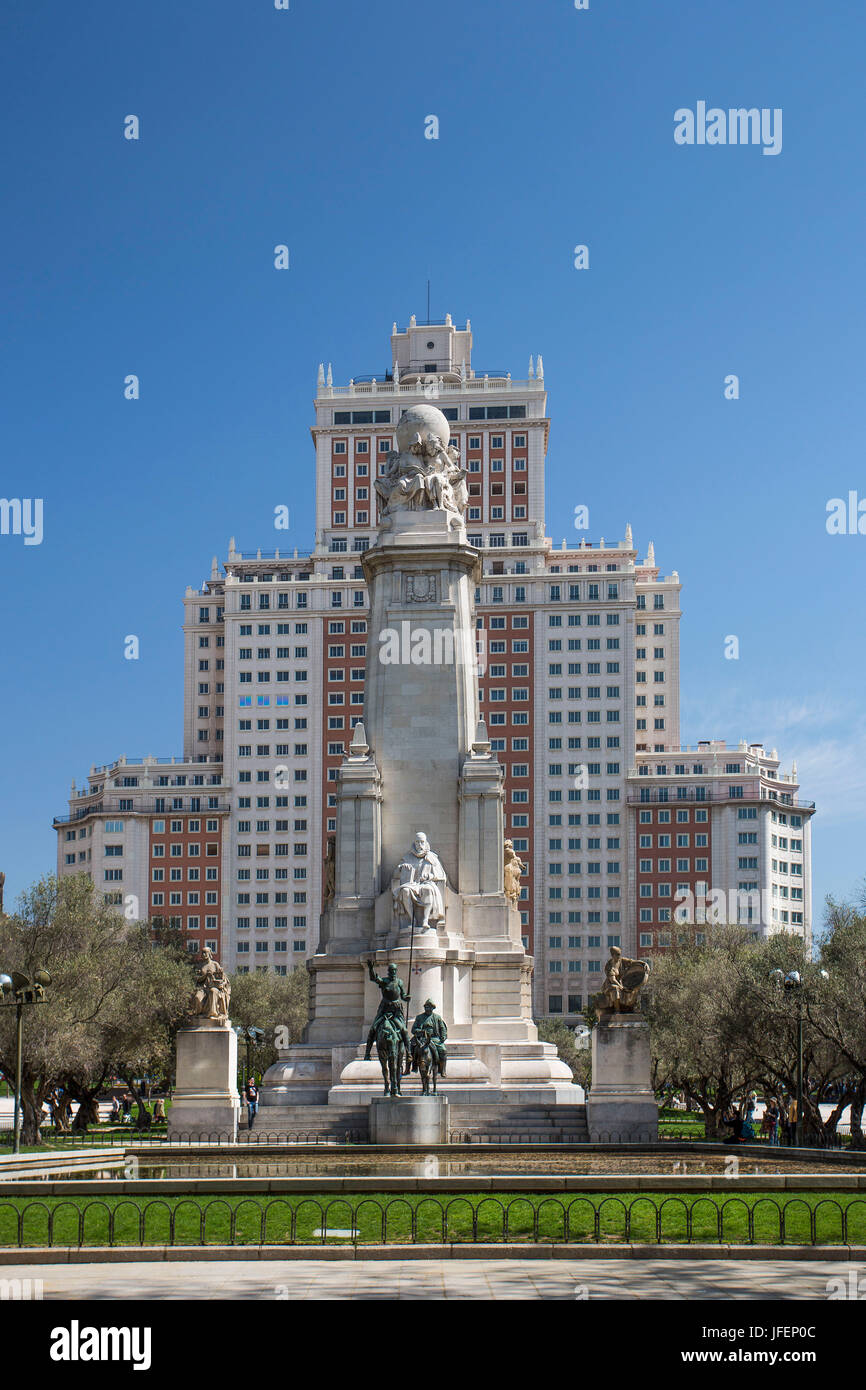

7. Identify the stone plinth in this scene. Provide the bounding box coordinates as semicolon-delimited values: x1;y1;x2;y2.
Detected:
369;1096;449;1145
586;1016;658;1143
168;1021;240;1140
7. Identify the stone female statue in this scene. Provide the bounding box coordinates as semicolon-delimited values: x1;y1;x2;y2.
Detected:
189;947;231;1024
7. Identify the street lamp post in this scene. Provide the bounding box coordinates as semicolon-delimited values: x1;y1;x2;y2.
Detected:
770;966;829;1148
234;1025;265;1096
0;970;51;1155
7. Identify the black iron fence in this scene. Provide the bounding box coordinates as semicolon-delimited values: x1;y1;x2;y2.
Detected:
0;1125;858;1149
0;1193;864;1248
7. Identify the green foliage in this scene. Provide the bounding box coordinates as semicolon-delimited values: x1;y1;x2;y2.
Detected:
229;966;309;1078
537;1019;589;1088
0;875;192;1141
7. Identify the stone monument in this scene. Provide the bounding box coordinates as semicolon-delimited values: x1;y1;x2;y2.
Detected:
260;403;579;1136
586;947;658;1142
168;948;240;1139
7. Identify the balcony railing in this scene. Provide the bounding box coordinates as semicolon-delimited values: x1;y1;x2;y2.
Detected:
319;376;543;397
627;789;815;809
54;800;231;824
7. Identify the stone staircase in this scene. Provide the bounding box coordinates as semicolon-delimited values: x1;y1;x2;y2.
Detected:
242;1104;369;1142
448;1103;589;1144
240;1101;588;1145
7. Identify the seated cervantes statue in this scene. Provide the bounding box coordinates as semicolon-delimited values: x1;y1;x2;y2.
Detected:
374;404;467;531
392;830;447;932
188;947;231;1025
596;945;651;1015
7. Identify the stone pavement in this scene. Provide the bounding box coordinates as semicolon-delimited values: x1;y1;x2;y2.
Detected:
5;1258;855;1300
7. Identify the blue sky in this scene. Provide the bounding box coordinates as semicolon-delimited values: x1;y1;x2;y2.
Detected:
1;1;863;922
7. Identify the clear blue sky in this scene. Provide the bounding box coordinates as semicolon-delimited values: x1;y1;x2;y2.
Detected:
1;1;863;924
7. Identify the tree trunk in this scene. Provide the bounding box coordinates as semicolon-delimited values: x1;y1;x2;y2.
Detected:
72;1096;100;1131
122;1074;151;1130
849;1088;865;1151
52;1093;72;1131
19;1082;43;1146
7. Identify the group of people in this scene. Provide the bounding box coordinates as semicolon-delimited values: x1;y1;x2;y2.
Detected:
107;1094;166;1126
723;1094;798;1145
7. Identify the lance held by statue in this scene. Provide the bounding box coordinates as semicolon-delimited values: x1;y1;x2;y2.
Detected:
364;961;413;1094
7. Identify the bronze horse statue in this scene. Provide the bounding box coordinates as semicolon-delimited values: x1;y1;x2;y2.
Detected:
373;1012;406;1097
412;1028;441;1096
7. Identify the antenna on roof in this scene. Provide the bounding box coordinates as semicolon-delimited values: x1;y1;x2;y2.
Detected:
427;278;431;322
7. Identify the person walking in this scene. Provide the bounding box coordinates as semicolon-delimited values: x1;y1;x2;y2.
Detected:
244;1079;259;1131
742;1095;757;1142
786;1095;798;1145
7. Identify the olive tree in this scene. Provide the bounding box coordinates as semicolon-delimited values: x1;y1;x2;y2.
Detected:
0;875;191;1142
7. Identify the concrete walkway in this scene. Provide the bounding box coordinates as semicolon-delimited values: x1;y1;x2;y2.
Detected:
5;1258;857;1300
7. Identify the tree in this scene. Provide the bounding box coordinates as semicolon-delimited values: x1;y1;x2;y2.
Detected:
645;926;757;1137
537;1019;589;1088
0;875;191;1143
806;900;866;1147
228;967;309;1080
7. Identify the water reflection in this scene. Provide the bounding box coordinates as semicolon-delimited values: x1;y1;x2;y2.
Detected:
43;1151;865;1180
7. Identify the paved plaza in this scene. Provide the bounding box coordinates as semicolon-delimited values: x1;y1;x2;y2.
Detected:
4;1257;855;1300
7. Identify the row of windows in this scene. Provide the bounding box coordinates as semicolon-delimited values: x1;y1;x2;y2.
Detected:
152;867;218;881
547;997;585;1014
638;834;709;847
236;591;366;611
547;911;621;924
236;941;303;954
548;934;620;949
639;860;710;877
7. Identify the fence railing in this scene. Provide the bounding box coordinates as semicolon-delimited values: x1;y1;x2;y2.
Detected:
0;1117;856;1150
1;1193;864;1248
0;1126;858;1150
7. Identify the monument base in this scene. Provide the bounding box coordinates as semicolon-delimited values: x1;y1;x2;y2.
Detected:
168;1021;240;1141
586;1015;658;1143
369;1096;449;1145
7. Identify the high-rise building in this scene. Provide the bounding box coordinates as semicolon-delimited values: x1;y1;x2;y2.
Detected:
53;313;814;1017
626;740;815;952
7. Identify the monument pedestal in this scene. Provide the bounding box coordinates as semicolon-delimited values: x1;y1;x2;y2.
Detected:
586;1016;658;1143
369;1096;449;1145
168;1021;240;1140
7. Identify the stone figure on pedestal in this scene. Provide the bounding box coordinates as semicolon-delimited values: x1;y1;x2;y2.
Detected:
596;945;651;1015
374;408;467;532
323;836;336;902
170;947;239;1138
503;839;525;907
187;948;231;1025
392;831;447;931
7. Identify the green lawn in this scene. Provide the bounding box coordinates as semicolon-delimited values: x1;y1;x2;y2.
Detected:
658;1108;706;1140
0;1190;863;1247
